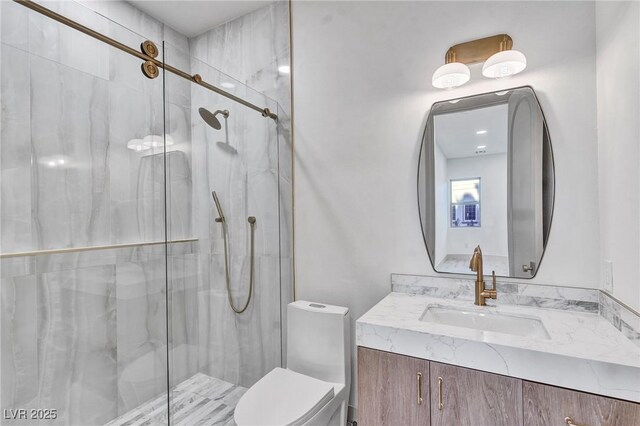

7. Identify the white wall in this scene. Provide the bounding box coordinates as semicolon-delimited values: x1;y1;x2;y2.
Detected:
445;154;508;257
292;0;599;407
596;1;640;311
77;0;190;50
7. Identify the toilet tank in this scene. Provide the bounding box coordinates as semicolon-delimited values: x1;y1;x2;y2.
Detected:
287;301;350;386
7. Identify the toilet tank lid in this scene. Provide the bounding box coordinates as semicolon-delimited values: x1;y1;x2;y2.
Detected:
289;300;349;316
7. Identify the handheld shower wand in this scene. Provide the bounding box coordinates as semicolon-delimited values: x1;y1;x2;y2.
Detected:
211;191;256;314
211;191;226;223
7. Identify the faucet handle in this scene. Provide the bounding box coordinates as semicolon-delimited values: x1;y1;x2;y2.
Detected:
483;270;498;300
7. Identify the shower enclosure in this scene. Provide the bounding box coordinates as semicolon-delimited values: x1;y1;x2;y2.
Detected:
0;0;293;424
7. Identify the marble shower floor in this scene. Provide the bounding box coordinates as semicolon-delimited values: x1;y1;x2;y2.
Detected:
106;373;246;426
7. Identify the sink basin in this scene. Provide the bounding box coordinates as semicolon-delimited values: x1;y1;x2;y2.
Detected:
420;305;551;339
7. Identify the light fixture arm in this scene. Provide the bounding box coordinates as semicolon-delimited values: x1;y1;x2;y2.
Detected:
499;34;513;52
445;49;456;64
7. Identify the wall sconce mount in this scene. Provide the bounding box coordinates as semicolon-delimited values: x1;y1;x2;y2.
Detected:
432;34;526;89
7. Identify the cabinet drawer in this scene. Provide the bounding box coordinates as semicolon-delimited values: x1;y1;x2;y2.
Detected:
523;381;640;426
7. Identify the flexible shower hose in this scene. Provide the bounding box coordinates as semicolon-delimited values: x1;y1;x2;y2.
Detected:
221;217;256;314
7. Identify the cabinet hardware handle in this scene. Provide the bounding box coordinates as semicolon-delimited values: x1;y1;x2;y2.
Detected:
565;416;585;426
417;372;423;405
437;377;444;410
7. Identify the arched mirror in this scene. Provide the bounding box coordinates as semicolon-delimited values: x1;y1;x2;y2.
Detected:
417;86;555;278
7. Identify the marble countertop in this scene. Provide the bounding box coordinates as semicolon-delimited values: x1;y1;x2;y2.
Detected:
356;292;640;402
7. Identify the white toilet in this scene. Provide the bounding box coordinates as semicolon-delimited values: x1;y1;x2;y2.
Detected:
234;301;351;426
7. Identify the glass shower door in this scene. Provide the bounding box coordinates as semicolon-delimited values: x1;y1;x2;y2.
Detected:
1;2;292;424
163;42;285;424
0;1;170;424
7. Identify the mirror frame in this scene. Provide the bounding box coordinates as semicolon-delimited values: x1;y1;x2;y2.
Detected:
417;85;556;279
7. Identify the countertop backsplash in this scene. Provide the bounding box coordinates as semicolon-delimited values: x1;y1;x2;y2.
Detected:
391;273;639;347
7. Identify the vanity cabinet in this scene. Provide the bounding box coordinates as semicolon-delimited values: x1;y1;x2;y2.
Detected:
357;347;430;425
523;381;640;426
357;347;640;426
357;348;521;426
430;361;523;426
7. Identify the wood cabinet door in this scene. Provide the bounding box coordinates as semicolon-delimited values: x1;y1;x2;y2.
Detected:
523;381;640;426
430;361;523;426
357;347;430;425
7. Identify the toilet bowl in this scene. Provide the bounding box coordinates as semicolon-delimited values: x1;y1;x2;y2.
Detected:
234;301;350;426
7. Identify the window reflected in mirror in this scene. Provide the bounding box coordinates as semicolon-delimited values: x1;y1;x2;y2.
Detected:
450;178;481;228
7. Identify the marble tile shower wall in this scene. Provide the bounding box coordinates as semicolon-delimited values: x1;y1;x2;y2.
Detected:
1;244;199;425
188;0;293;303
186;0;292;389
0;1;194;424
1;0;292;424
188;80;282;389
0;0;191;252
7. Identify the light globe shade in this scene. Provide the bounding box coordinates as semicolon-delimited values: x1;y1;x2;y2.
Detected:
482;50;527;79
432;62;471;89
127;139;150;152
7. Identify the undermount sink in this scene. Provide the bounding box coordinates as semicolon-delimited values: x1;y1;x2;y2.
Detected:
420;305;551;339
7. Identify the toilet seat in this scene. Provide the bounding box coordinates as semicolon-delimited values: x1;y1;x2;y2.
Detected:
234;367;335;426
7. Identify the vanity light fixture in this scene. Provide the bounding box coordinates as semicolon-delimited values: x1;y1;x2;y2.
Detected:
127;139;150;152
432;62;470;89
477;145;487;149
128;134;175;152
432;34;526;89
142;134;175;148
431;48;470;89
482;49;527;79
142;134;165;148
476;130;488;135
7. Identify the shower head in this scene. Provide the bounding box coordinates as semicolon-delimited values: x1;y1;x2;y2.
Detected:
216;141;238;155
199;107;229;130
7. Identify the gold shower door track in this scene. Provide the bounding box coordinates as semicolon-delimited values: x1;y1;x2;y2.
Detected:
0;239;199;259
13;0;278;120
